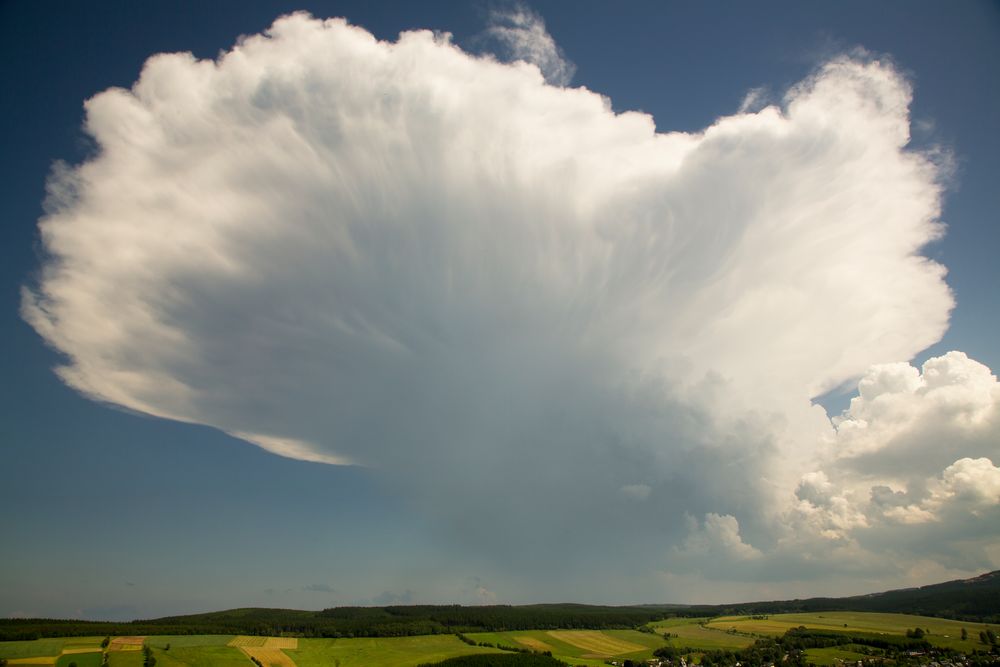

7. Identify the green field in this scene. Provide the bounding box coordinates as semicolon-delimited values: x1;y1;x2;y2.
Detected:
286;635;503;667
106;653;144;667
704;611;1000;652
144;635;235;649
466;629;666;666
647;617;755;651
55;653;104;667
803;646;872;666
148;645;250;667
0;636;104;660
4;613;999;667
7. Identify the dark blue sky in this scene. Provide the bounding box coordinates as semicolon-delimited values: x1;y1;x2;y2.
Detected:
2;1;998;619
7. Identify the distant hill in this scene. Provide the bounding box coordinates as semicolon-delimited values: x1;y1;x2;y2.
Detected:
685;570;1000;622
2;571;997;641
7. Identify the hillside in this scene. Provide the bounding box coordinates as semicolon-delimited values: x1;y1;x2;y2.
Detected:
688;570;1000;622
2;571;997;642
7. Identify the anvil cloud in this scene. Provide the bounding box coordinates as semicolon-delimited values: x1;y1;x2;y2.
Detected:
23;13;999;586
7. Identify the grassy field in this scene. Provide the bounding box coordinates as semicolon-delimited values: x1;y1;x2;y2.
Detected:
55;653;103;667
647;617;754;651
106;653;144;667
0;637;104;660
286;635;504;667
148;645;250;667
144;635;235;649
704;611;1000;652
4;613;998;667
465;629;666;666
803;646;872;666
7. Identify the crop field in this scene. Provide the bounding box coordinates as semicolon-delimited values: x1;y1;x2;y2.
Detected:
0;636;104;665
3;634;501;667
108;637;145;652
4;613;998;667
647;617;755;650
704;611;1000;652
286;635;503;667
466;629;666;666
229;637;299;667
228;635;268;648
241;646;297;667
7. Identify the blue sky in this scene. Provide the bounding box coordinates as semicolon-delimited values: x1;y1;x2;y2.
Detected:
1;1;999;620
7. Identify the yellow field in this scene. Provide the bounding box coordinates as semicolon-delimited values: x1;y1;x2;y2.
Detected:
228;635;268;647
704;612;1000;652
263;637;299;649
546;630;646;657
706;611;996;635
110;636;146;651
242;646;298;667
512;636;554;652
62;647;102;654
7;658;56;665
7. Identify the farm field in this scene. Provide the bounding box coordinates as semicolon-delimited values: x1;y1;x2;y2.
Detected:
2;634;500;667
286;635;504;667
647;617;754;650
704;611;1000;652
225;635;299;666
147;645;250;667
0;636;104;664
465;629;666;666
4;612;999;667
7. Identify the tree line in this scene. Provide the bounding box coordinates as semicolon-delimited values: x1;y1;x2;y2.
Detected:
0;604;670;641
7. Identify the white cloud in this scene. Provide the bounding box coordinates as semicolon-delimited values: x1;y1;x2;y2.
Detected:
674;513;761;564
22;12;986;587
830;352;999;475
484;5;575;86
932;457;1000;510
767;354;1000;579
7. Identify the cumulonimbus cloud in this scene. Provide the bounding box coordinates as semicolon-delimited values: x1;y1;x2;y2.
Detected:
23;12;993;585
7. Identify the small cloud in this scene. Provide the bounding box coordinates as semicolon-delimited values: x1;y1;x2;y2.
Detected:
738;86;772;113
483;3;575;85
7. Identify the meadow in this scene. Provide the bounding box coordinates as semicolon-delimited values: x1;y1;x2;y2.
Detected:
285;635;502;666
465;629;666;666
647;617;755;650
704;611;1000;652
801;646;872;666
